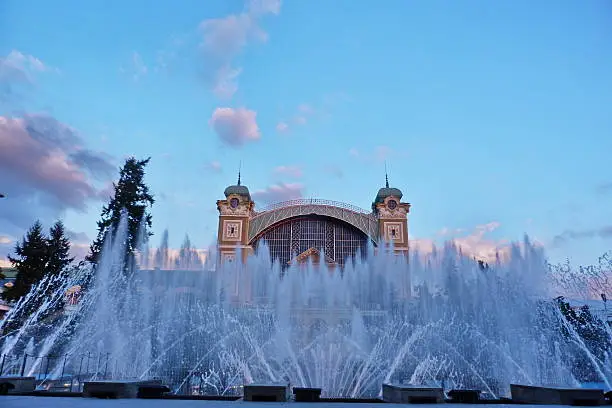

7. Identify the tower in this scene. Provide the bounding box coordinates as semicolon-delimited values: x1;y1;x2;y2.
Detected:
216;172;254;264
371;174;411;254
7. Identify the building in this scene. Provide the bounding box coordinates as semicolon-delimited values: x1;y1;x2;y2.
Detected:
0;267;17;319
216;173;411;266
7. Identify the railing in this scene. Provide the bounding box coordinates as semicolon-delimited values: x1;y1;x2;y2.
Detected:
0;352;111;392
255;199;372;215
0;352;237;396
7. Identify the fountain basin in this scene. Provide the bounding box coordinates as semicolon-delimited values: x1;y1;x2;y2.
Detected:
382;383;444;404
0;376;35;394
510;384;605;405
293;387;322;402
243;383;290;402
83;380;162;399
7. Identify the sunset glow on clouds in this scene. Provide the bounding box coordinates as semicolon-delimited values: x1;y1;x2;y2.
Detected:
1;0;611;266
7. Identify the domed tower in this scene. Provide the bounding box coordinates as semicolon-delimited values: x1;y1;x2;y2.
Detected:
216;172;255;264
372;174;411;254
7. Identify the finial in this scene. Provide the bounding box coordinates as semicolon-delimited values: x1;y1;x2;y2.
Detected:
237;161;242;186
385;161;389;188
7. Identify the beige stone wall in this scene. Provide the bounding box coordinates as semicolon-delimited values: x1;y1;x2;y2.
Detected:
216;195;254;264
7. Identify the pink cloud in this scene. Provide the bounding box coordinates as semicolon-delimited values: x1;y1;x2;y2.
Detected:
276;102;316;133
1;116;94;208
276;121;289;133
273;165;303;178
198;0;281;99
252;182;304;204
0;235;13;245
209;107;261;147
0;114;114;230
411;222;511;262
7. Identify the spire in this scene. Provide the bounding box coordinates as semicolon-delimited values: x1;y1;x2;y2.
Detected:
385;161;389;188
237;161;242;186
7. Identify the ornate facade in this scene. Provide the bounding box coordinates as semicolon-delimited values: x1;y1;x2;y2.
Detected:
216;174;410;266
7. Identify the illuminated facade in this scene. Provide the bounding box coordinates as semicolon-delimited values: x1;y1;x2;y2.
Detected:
216;174;411;267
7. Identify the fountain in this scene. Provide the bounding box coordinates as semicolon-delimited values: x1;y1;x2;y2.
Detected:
1;212;611;398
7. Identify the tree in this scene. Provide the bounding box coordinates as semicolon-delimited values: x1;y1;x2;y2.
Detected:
47;221;74;277
556;296;611;381
44;220;74;298
1;220;74;304
87;157;154;267
1;221;49;302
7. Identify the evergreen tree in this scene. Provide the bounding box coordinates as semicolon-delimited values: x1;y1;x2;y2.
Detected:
556;296;611;381
87;157;154;267
1;221;49;302
47;220;74;277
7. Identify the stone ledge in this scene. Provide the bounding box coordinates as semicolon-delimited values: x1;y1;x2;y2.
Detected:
83;380;161;399
382;383;445;404
243;383;290;402
0;376;35;394
511;384;604;406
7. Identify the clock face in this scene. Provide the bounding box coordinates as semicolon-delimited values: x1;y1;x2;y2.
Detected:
387;199;398;210
230;198;239;208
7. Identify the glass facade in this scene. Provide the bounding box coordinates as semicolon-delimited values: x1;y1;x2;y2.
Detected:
253;215;369;266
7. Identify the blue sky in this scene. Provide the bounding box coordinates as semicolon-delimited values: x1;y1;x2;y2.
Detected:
1;0;611;267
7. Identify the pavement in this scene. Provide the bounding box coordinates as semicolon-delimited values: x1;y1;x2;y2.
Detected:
0;397;557;408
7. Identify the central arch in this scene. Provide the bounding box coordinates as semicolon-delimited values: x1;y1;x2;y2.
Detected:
248;199;379;245
251;215;370;266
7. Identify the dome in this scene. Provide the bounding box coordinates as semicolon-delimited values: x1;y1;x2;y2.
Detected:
224;184;251;199
373;174;402;204
224;172;251;200
374;186;403;204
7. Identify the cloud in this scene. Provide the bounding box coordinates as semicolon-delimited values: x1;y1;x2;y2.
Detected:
70;150;116;179
120;51;148;81
276;103;316;133
205;160;222;173
273;165;302;178
0;50;56;103
0;235;13;245
0;114;114;231
198;0;281;99
552;226;612;247
209;107;261;147
252;182;304;204
276;121;289;133
412;222;511;262
597;182;612;195
323;165;344;179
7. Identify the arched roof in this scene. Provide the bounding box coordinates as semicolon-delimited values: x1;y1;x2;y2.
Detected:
248;199;379;244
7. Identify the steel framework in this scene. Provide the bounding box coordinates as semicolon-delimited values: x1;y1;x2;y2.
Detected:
254;215;369;266
249;200;379;244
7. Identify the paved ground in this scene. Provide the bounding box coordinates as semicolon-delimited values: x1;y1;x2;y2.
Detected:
0;397;557;408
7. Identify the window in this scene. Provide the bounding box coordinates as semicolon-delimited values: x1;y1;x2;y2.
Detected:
254;215;368;267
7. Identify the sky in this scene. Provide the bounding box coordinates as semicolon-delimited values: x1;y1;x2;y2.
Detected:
0;0;611;268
